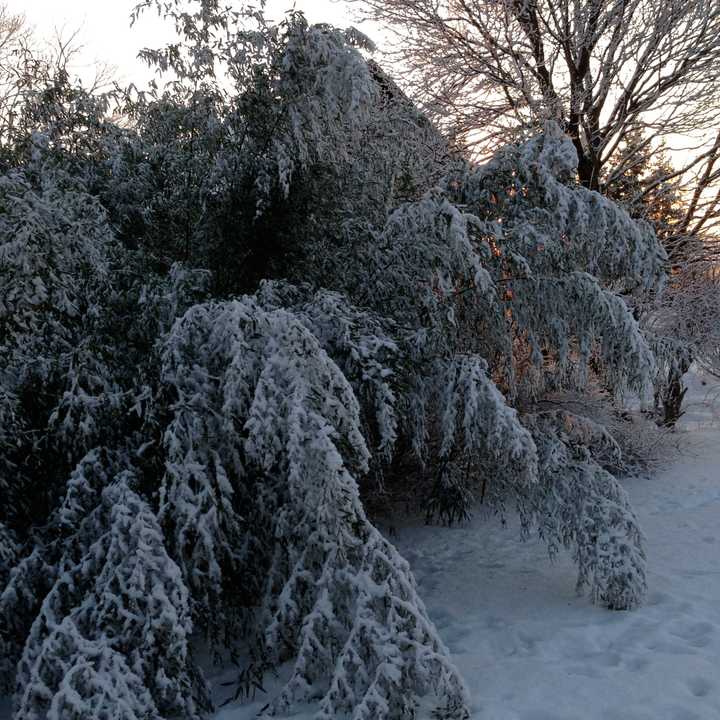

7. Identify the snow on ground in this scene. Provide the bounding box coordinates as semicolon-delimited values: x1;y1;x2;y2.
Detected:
210;369;720;720
391;369;720;720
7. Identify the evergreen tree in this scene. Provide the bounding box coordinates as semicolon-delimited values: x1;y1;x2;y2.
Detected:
603;130;692;269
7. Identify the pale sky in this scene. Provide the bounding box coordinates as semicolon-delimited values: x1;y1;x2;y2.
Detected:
7;0;708;175
9;0;370;87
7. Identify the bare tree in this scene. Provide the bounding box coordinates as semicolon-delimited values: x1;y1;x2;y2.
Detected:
0;4;29;146
0;3;23;54
0;6;119;170
356;0;720;240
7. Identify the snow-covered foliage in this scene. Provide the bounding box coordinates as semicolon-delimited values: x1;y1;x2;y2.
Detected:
0;161;118;527
119;5;446;295
0;152;207;519
643;269;720;424
524;411;647;610
159;297;468;718
323;123;661;548
0;524;15;581
441;124;664;398
255;281;401;459
14;460;210;719
0;1;673;717
424;354;537;524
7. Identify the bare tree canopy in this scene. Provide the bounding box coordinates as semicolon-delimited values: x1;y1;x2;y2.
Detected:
357;0;720;236
0;4;28;134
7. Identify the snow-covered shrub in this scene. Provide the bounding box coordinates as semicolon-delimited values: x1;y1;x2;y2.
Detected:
255;281;401;460
322;123;662;611
440;124;663;399
159;297;469;718
0;161;118;524
0;1;673;715
0;153;207;521
14;464;210;719
20;626;160;720
0;150;210;703
524;411;647;610
534;388;676;473
0;165;111;371
0;548;56;694
642;269;720;425
116;2;451;299
424;354;537;524
0;524;15;581
0;523;20;690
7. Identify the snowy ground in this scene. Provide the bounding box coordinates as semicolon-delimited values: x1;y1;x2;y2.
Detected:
398;377;720;720
393;370;720;720
390;372;720;720
2;372;720;719
210;369;720;720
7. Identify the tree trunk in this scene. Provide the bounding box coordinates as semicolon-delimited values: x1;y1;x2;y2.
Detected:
577;151;601;192
658;353;691;427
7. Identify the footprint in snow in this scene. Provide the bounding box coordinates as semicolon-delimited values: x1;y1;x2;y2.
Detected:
686;676;713;698
667;620;715;648
625;655;650;672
